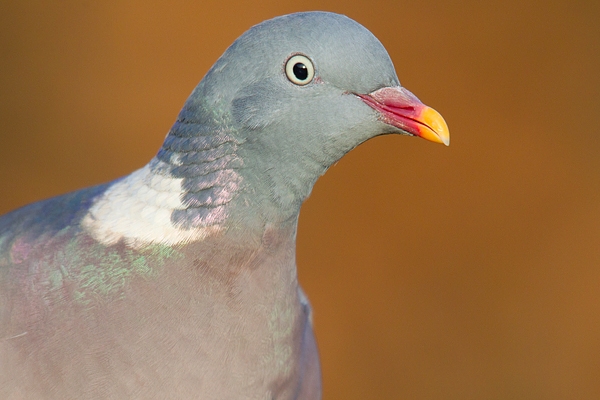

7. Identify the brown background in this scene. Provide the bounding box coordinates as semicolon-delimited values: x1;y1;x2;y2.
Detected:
1;0;599;398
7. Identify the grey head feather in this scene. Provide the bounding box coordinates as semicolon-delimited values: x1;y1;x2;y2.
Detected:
158;12;402;230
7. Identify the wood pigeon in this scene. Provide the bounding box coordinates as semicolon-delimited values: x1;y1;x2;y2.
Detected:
0;11;449;399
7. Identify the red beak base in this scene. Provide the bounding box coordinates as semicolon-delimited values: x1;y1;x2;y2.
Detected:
357;87;449;146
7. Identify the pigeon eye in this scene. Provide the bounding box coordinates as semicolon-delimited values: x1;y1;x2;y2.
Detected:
285;55;314;86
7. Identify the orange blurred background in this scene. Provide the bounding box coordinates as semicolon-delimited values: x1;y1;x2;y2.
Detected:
1;1;599;398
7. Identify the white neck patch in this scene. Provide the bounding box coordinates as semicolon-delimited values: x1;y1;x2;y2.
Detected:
82;163;221;248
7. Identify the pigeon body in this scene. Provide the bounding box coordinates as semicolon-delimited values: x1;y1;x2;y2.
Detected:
0;12;448;399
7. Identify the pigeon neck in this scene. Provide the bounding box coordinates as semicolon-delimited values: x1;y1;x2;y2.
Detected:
156;97;328;232
81;113;249;248
82;111;326;248
155;115;244;221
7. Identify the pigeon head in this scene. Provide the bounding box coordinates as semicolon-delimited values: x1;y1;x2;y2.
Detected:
159;12;450;228
88;12;448;245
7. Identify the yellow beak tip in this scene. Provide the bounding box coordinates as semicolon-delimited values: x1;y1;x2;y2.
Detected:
420;107;450;146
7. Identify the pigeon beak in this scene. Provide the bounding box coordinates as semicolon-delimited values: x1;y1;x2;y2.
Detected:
357;86;450;146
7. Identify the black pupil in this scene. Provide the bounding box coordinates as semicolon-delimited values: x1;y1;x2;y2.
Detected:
293;63;308;80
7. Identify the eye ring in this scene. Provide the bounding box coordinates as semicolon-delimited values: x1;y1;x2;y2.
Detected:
285;55;315;86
